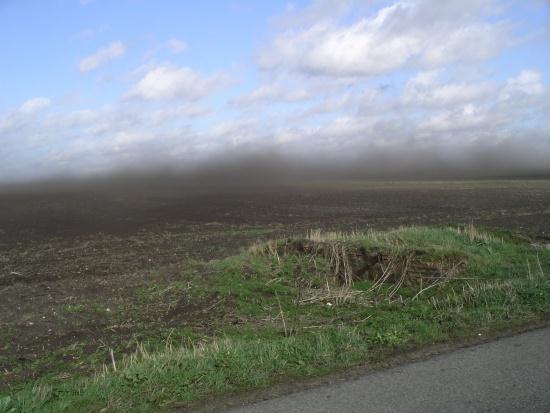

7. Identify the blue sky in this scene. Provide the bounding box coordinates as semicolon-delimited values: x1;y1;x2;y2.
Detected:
1;0;549;181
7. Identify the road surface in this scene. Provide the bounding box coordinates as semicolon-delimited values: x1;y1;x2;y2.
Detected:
227;327;550;413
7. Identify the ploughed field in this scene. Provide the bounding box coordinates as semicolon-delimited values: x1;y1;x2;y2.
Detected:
1;180;549;390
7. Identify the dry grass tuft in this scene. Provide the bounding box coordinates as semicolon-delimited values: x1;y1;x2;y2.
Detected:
297;286;370;306
251;229;466;306
452;222;501;244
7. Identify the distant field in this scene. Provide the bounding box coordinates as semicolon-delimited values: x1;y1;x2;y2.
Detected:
1;180;549;411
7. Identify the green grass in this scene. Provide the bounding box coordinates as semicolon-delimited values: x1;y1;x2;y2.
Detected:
2;225;549;412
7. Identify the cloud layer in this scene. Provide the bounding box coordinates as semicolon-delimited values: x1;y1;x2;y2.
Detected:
1;0;549;183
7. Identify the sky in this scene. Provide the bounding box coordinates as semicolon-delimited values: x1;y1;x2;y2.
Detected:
1;0;549;182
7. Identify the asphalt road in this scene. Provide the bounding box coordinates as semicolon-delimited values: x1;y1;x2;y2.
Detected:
227;327;550;413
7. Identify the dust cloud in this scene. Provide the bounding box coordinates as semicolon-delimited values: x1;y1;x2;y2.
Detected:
1;143;549;196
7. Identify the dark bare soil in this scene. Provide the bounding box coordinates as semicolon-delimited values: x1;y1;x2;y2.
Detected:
1;180;549;388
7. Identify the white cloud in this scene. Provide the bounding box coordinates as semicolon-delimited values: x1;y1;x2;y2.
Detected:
125;65;225;101
19;97;51;114
0;97;51;133
259;18;418;77
501;70;544;98
418;104;486;134
110;130;152;147
167;38;188;54
45;110;98;129
259;0;510;78
402;71;495;107
231;83;310;106
420;23;507;67
78;41;125;72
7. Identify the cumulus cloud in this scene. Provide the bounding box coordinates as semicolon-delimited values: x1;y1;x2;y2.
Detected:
259;0;510;77
125;65;225;101
501;69;545;98
78;41;125;72
0;98;211;181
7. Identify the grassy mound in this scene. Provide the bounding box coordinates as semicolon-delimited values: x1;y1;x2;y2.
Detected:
2;226;549;412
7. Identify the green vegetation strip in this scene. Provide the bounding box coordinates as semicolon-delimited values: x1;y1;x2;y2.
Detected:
2;226;550;412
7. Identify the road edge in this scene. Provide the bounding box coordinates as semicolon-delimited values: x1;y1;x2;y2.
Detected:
173;319;550;413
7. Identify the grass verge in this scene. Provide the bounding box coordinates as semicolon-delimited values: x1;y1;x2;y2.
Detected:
1;225;549;412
